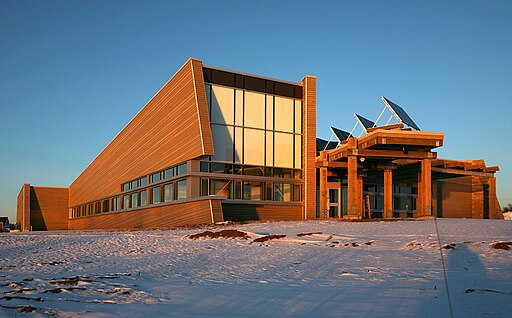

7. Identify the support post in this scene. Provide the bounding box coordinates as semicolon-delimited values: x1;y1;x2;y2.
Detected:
383;169;393;218
347;138;362;218
319;167;328;218
417;167;423;217
421;159;432;217
488;176;496;219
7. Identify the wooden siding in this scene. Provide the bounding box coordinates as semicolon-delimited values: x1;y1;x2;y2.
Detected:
432;177;473;218
69;58;214;207
222;203;303;222
68;199;222;230
302;76;317;219
16;184;30;231
29;186;69;231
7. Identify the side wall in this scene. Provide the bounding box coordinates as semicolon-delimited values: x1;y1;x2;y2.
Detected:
222;203;303;222
432;177;473;218
69;58;213;207
30;186;69;231
16;184;31;231
68;199;223;230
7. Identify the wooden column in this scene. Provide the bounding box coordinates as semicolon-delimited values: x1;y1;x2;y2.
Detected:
383;169;393;219
488;177;496;219
319;167;328;218
421;159;432;217
417;168;424;217
347;138;361;218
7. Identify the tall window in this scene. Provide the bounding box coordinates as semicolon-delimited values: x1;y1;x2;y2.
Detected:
206;83;302;169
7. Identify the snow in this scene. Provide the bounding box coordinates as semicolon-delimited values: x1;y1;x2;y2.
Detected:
0;219;511;317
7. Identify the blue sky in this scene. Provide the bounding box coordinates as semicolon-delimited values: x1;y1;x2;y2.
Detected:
1;0;511;220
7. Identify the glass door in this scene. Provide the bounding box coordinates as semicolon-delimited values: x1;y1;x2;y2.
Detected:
329;187;340;218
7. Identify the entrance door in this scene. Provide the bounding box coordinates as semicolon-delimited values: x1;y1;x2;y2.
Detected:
329;187;341;218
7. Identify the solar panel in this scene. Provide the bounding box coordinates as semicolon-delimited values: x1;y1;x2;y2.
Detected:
330;126;351;142
316;138;337;154
354;114;376;130
381;96;420;131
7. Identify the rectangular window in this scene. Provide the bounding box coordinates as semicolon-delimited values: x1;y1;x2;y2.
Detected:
294;100;302;134
211;162;232;174
293;185;301;202
274;132;294;168
266;131;273;166
243;181;263;200
210;179;232;199
201;179;209;196
274;183;292;202
177;179;187;200
112;197;118;211
244;165;264;176
234;127;243;163
234;180;242;199
131;180;138;189
164;167;175;179
152;172;161;183
123;183;130;191
152;187;161;204
235;89;244;126
266;95;274;130
103;200;110;213
244;128;265;166
294;134;302;169
139;177;148;187
131;192;139;208
244;91;265;129
200;161;209;172
211;85;235;125
164;183;174;202
140;190;147;206
212;124;234;162
274;96;294;132
177;163;187;175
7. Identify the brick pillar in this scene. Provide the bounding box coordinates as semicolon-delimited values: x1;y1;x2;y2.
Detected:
301;76;317;219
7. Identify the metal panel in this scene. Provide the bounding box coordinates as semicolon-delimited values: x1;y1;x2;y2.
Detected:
382;96;421;131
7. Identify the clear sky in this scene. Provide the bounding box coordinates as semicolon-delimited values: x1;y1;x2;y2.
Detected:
1;0;511;220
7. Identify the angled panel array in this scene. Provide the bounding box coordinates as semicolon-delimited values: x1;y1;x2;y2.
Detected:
382;96;420;131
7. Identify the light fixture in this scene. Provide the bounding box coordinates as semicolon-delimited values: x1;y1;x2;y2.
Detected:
360;157;365;162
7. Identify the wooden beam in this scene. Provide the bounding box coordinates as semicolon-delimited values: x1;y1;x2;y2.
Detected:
485;166;500;173
383;169;393;219
445;161;466;169
366;123;404;133
431;167;494;178
347;138;361;218
347;149;437;160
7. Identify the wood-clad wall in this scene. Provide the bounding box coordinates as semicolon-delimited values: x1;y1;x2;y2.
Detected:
16;184;30;231
432;177;473;218
30;186;69;231
68;199;223;230
222;203;303;222
302;76;317;219
69;58;213;207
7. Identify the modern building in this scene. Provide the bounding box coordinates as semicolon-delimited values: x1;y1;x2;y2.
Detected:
16;58;502;231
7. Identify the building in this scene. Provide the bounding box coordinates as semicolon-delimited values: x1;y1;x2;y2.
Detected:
0;217;10;232
16;58;502;231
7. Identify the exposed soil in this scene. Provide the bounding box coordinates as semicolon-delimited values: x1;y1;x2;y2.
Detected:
189;229;249;240
491;242;512;250
297;232;323;237
251;235;286;244
442;243;457;250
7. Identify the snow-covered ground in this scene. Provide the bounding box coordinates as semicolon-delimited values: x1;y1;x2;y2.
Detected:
0;219;511;317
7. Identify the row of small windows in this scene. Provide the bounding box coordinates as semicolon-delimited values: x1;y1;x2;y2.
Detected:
71;179;187;218
122;163;187;192
203;67;303;99
200;162;302;179
201;178;301;202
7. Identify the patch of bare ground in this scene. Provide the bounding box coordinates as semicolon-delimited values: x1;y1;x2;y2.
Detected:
44;287;86;294
50;276;94;286
442;243;457;250
188;229;249;240
297;232;322;237
491;242;512;250
251;235;286;244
